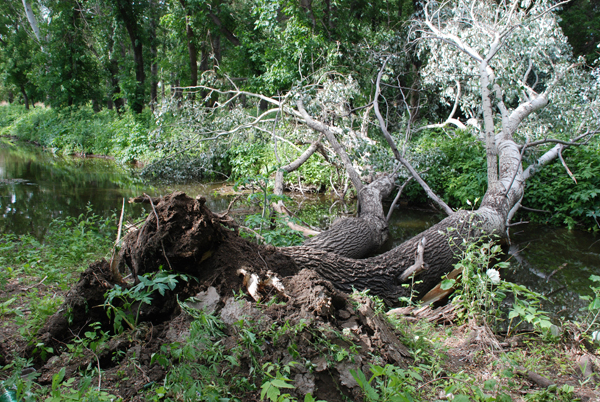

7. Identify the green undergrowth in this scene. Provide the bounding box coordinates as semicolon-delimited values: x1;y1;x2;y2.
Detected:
0;206;115;339
1;214;598;400
0;104;158;163
522;143;600;230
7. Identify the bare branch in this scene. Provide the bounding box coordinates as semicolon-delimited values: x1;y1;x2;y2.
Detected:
558;146;577;184
416;80;466;132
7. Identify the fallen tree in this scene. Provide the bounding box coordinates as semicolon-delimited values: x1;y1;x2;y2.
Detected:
108;0;599;304
35;0;598;373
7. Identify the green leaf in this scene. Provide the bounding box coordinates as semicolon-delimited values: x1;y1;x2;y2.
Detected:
538;319;553;329
441;279;456;290
483;379;497;391
407;370;423;381
270;379;295;389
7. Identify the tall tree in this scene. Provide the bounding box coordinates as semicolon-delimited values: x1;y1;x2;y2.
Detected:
111;0;146;113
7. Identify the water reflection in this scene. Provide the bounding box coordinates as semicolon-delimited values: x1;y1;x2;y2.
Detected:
506;225;600;320
0;143;230;238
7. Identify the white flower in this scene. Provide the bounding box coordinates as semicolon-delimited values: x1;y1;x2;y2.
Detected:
486;269;501;285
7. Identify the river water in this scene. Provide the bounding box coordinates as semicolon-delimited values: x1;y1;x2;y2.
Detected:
1;141;599;320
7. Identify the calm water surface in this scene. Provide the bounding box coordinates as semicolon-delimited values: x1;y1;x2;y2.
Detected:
1;141;599;319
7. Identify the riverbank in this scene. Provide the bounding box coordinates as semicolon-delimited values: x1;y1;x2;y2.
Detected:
0;194;599;401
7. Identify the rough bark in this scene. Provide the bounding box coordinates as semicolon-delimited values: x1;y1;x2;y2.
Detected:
20;85;29;110
284;210;485;304
303;175;396;258
118;192;482;306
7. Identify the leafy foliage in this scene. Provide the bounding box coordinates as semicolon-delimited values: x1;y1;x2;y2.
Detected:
103;271;192;333
522;143;600;230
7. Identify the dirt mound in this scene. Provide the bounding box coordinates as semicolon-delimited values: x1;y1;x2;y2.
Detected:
28;192;413;400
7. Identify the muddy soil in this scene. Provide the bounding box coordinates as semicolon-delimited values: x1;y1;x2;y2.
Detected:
15;192;413;400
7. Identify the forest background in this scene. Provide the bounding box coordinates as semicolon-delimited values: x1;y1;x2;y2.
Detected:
1;0;599;231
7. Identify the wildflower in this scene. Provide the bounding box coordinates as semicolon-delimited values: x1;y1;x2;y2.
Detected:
486;268;501;285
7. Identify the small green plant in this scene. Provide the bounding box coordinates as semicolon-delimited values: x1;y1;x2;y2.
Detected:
235;173;304;247
260;362;296;402
577;274;600;345
46;367;120;402
523;384;575;402
15;292;63;340
351;364;422;402
445;231;552;335
103;271;192;333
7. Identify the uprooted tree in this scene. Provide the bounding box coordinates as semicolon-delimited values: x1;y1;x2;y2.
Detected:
135;0;599;301
39;0;599;341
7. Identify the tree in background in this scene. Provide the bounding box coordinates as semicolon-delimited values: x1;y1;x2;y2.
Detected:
0;1;38;109
558;0;600;65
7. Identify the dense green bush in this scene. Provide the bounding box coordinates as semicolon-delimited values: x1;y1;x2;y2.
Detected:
403;130;488;209
0;104;156;163
522;143;600;231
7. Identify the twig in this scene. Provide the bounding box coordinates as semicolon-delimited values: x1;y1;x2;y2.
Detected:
386;176;413;222
506;220;529;227
520;206;551;213
558;146;577;184
373;58;453;216
257;250;269;271
161;241;173;271
144;193;160;232
110;198;126;280
547;263;567;281
21;275;48;292
239;225;265;242
132;360;151;383
145;194;173;271
544;285;567;298
224;195;241;215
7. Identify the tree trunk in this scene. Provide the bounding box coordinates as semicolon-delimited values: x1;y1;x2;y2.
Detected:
20;85;29;110
179;0;198;99
302;174;395;258
149;0;159;109
114;0;145;113
119;192;489;307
